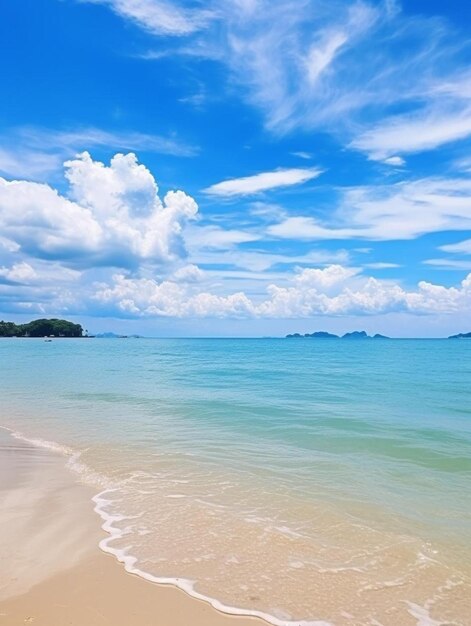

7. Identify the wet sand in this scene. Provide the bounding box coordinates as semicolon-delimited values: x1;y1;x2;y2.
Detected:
0;432;262;626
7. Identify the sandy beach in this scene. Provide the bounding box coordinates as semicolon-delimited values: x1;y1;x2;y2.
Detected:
0;431;262;626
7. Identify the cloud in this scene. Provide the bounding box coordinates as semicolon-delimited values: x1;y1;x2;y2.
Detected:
440;238;471;255
382;156;405;167
0;152;198;268
351;106;471;160
260;267;471;317
0;262;37;284
0;259;82;316
268;177;471;241
424;259;471;270
92;265;471;318
218;0;382;132
186;225;261;249
190;246;350;273
0;127;195;179
291;264;359;290
84;0;471;164
31;127;196;157
426;236;471;270
364;262;400;269
290;152;313;160
93;273;255;318
71;0;471;176
0;261;80;285
81;0;213;35
305;30;348;85
172;263;205;282
203;167;323;197
0;148;62;180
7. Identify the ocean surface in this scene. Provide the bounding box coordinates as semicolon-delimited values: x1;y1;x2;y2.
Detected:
1;338;470;625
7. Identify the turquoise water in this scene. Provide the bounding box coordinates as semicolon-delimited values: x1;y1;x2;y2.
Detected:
1;338;470;625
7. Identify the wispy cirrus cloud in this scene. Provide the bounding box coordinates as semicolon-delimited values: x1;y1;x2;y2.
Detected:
0;126;196;179
80;0;214;35
96;0;471;163
0;148;62;181
220;0;381;133
203;167;323;197
21;126;197;156
351;104;471;160
424;259;471;271
268;177;471;241
440;238;471;255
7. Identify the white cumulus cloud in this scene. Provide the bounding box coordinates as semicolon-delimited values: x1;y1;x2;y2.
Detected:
0;262;37;284
92;265;471;319
0;152;198;268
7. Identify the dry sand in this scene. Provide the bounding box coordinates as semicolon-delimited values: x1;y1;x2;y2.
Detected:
0;551;264;626
0;432;263;626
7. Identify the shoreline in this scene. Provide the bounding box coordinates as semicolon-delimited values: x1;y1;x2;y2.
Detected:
0;428;268;626
2;423;469;626
0;426;321;626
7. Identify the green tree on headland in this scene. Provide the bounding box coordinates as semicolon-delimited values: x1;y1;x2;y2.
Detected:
0;318;83;337
0;321;19;337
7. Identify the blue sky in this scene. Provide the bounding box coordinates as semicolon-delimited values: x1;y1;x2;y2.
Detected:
1;0;471;336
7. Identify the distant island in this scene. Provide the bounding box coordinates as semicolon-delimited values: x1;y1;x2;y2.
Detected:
0;318;83;337
287;330;471;339
286;331;390;339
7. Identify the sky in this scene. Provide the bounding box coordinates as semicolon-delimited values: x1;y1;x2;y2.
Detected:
1;0;471;337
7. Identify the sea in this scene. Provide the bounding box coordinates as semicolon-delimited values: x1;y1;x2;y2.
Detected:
1;337;470;626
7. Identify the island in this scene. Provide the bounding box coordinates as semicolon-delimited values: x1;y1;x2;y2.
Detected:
448;332;471;339
0;318;83;337
286;330;391;339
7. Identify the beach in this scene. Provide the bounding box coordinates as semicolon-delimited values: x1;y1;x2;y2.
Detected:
1;338;470;625
0;431;262;626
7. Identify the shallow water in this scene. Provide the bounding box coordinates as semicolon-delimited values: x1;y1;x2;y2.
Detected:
1;338;470;625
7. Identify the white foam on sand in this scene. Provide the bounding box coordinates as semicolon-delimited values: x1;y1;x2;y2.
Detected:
0;424;75;456
92;487;332;626
405;603;444;626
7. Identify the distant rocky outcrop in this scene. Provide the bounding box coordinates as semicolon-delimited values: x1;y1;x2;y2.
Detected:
342;331;368;339
448;332;471;339
286;332;337;338
286;330;390;339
